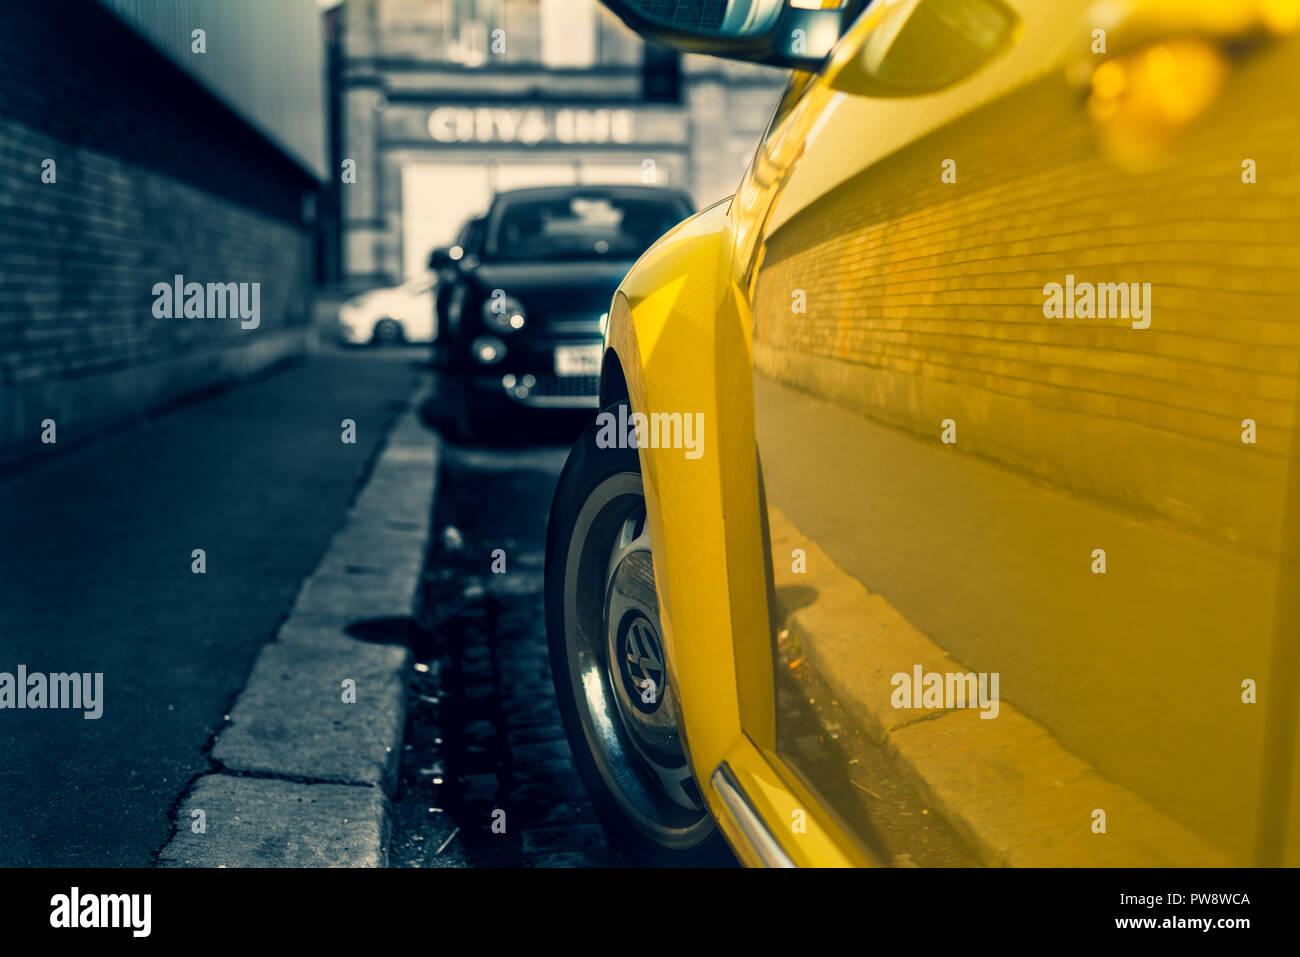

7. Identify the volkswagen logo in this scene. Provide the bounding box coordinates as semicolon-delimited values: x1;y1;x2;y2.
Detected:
617;613;666;715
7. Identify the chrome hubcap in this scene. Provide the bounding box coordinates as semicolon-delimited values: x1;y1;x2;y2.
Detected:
561;471;712;846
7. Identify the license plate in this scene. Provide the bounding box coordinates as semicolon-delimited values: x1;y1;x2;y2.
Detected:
554;344;601;376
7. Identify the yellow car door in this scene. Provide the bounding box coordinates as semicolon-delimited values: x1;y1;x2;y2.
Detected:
740;0;1300;866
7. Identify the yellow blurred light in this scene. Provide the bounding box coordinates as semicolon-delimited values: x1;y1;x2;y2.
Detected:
1261;0;1300;32
1090;59;1127;99
1086;38;1228;169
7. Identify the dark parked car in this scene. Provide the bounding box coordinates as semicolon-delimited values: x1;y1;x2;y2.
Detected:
430;185;693;438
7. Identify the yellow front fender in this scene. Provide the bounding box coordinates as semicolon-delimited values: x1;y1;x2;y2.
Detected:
603;198;870;867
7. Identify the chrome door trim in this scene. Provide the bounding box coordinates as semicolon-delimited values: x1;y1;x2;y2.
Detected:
711;761;795;868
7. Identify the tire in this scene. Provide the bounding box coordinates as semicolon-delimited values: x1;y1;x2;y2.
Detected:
544;401;733;866
373;318;404;345
450;377;489;442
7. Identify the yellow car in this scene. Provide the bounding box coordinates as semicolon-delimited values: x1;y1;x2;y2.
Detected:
545;0;1300;867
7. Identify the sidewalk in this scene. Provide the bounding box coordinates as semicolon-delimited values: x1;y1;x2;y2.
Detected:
0;353;424;866
159;383;439;866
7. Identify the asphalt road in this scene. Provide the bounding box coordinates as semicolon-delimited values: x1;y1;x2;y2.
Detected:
0;349;421;867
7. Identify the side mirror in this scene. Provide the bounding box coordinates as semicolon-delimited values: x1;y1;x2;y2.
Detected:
599;0;849;70
428;245;464;271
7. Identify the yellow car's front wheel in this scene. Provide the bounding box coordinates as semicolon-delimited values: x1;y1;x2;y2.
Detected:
544;402;731;865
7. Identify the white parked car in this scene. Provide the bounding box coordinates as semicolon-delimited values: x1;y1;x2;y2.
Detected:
337;272;438;345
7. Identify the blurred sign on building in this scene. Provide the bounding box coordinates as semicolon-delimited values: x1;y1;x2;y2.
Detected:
422;106;642;145
332;0;788;286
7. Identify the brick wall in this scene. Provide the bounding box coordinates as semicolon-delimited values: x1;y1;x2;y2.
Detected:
0;0;318;466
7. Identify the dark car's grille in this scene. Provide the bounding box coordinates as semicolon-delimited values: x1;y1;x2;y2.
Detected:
533;374;599;398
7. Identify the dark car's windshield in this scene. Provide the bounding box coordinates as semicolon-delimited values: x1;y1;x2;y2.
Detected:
458;217;486;258
483;191;690;264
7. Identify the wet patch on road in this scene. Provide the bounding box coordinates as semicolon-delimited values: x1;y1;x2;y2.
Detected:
388;439;623;867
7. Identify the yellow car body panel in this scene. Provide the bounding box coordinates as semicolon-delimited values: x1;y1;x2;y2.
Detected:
603;0;1300;866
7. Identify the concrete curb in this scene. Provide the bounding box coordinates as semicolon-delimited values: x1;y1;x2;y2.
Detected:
159;777;392;868
768;505;1229;867
160;384;437;867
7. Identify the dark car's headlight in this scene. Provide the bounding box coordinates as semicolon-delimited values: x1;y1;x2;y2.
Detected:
470;336;506;365
482;290;526;333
